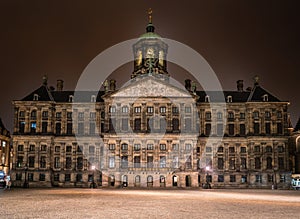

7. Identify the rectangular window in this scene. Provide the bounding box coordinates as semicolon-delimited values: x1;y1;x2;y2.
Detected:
42;122;47;133
160;144;166;151
29;156;35;168
66;146;72;152
67;112;72;120
160;106;166;113
55;123;61;135
28;173;34;181
172;144;179;151
206;147;212;153
67;123;73;135
66;157;72;169
147;156;154;168
255;157;261;169
65;174;71;182
54;157;60;169
172;107;179;114
19;121;25;133
278;146;284;153
278;157;284;169
185;106;191;113
120;118;128;131
241;175;247;183
185;144;192;152
18;145;24;151
134;144;141;151
78;123;84;135
228;124;234;136
255;175;262;183
77;157;83;170
90;112;96;119
109;157;115;168
17;156;23;168
217;158;224;169
41;145;47;151
76;174;83;182
254;123;260;135
134;156;141;168
172;156;179;168
30;122;36;133
29;145;35;151
277;123;283;134
240;124;246;136
217;123;223;136
86;123;93;135
240;113;245;120
265;123;271;135
39;174;45;181
147;144;154;150
56;112;62;119
230;175;236;182
134;118;141;131
217;146;223;153
121;144;128;151
55;146;60;152
89;146;95;154
160;156;166;168
241;157;247;169
218;175;224;182
147;107;154;113
134;107;141;113
40;156;46;168
280;175;286;183
229;147;235;153
205;123;211;136
121;156;128;168
109;144;115;150
109;106;116;113
229;158;235;169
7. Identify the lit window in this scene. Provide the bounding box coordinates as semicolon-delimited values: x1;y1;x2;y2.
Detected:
134;144;141;151
91;95;96;102
185;106;191;113
160;106;166;113
109;157;115;168
147;144;154;150
147;107;153;113
227;96;232;103
134;107;141;113
122;106;128;113
109;144;115;150
109;106;116;113
33;94;39;101
160;144;166;151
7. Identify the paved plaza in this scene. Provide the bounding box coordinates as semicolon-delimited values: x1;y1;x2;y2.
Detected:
0;188;299;218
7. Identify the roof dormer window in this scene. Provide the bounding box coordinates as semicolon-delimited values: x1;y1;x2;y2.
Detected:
69;95;74;102
227;96;232;103
263;94;268;102
205;95;210;103
91;95;96;102
33;94;39;101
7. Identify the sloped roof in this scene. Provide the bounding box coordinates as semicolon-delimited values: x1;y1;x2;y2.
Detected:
247;85;281;102
196;91;250;103
21;85;54;101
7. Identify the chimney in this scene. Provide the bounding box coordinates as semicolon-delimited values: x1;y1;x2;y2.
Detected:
237;80;243;92
57;80;64;91
110;79;116;91
185;79;191;91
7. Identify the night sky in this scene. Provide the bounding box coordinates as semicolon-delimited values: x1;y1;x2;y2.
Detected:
0;0;299;132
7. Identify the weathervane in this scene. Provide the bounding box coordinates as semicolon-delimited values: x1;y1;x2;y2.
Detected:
148;8;153;23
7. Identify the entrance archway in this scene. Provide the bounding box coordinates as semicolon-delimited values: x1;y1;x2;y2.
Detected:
185;175;191;187
172;175;178;187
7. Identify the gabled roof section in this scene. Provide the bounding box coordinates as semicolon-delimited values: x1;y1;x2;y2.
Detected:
109;75;192;98
21;85;54;101
247;85;281;102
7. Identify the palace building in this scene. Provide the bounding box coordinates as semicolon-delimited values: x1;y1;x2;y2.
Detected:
11;12;293;189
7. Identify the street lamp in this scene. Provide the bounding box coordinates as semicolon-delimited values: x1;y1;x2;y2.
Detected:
205;166;211;189
91;165;96;188
23;164;29;188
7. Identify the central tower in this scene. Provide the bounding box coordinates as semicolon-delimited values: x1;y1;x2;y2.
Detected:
131;9;168;79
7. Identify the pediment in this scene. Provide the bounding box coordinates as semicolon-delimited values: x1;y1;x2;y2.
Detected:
111;77;191;98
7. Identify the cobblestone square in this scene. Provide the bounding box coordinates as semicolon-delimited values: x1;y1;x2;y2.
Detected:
0;188;299;218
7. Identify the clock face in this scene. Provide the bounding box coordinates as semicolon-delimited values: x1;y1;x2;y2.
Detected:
136;50;142;66
146;47;154;58
159;50;164;66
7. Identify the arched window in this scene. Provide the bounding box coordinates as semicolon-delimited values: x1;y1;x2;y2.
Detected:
135;175;140;183
31;110;37;120
253;111;259;119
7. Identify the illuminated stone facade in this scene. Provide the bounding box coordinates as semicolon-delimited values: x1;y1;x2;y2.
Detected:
11;19;293;189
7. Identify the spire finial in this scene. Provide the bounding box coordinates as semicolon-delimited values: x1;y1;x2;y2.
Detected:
148;8;153;23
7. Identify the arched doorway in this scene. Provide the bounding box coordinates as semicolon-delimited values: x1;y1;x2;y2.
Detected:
160;175;166;187
122;175;128;187
172;175;178;187
135;175;141;187
147;175;153;187
109;175;115;187
185;175;191;187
